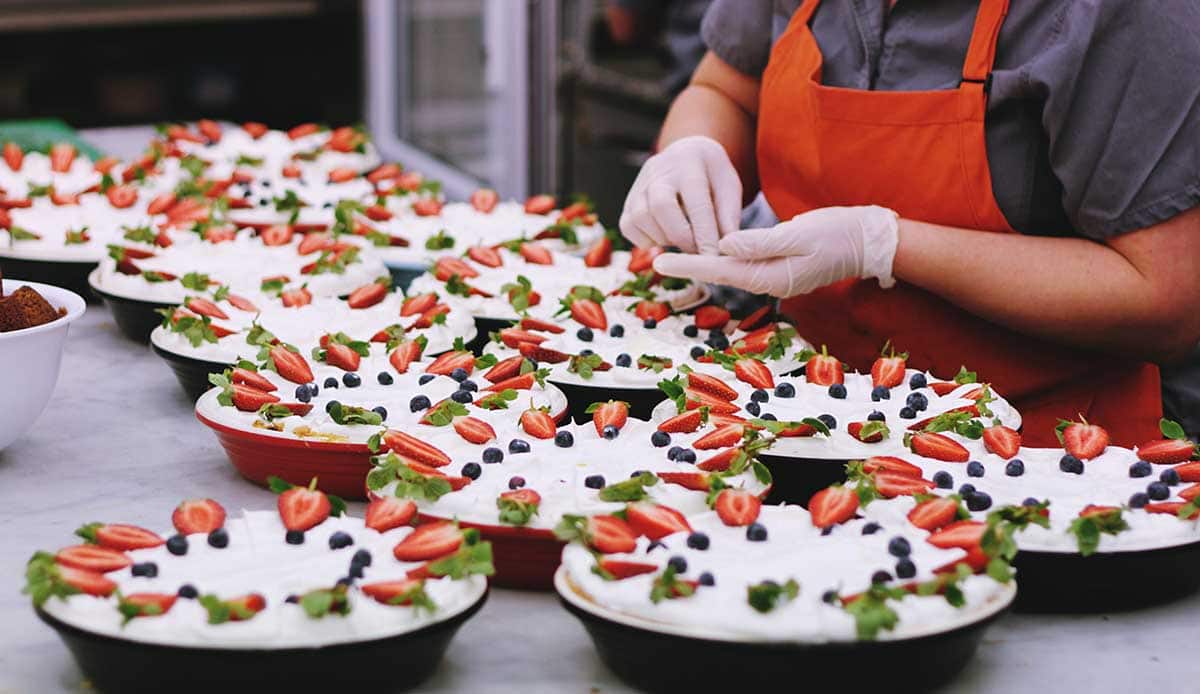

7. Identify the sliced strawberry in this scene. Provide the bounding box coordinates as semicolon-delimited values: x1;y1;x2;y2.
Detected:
737;305;772;331
393;521;463;562
467;245;503;268
508;286;541;307
1145;502;1200;520
585;515;638;553
696;448;741;472
366;162;402;183
323;343;361;372
328;167;358;183
874;472;935;498
281;287;313;308
470;188;499;213
223;593;266;621
197;118;222;142
231;383;280;411
184;296;229;320
927;520;985;550
627;246;663;273
279;402;313;416
105;184;138;209
269;346;315;384
907;497;961;531
434;256;479;281
389;340;425;374
50;189;80;206
908;432;969;462
425;349;475;376
870;348;907;389
518;342;570;363
204;225;237;243
625;502;691;540
520;408;557;439
453;416;496;444
347;281;388;309
260;224;294;247
1175;461;1200;483
1137;439;1198;465
930;382;959;396
861;456;923;477
733;358;774;389
1059;418;1110;460
288;122;320;139
498;327;546;349
584;236;613;267
410;303;450;329
365;497;418;532
634;300;671;322
658;409;705;433
686;371;738;401
298;232;332;255
684;388;741;415
91;524;165;551
362;204;393;222
278;481;331;531
59;566;117;598
395;171;424;192
590;400;629;435
714;489;762;526
693;423;744;450
484;372;542;393
694;306;731;329
598;559;657;579
524;194;556;214
361;578;427;605
382;430;451;467
519;242;553;265
805;347;844;386
656;471;711;491
3;142;22;171
412;198;443;216
166;124;204;142
231;367;277;392
401;292;439;317
483;355;526;383
809;486;859;528
567;298;607;330
982;425;1022;459
49;143;76;172
513;318;561;336
56;545;131;573
172;499;227;535
226;294;258;312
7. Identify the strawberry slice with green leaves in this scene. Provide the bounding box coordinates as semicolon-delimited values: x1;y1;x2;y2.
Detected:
497;489;541;526
434;256;479;281
365;496;418;532
1056;416;1110;460
486;368;549;392
627;246;663;273
117;592;177;623
588;400;629;436
321;341;363;372
554;514;638;553
873;472;935;498
684;369;738;401
982;425;1022;459
733;358;774;389
184;296;229;320
467;245;503;267
907;496;966;531
425;340;477;376
211;373;281;412
804;345;844;386
656;471;711;491
230;367;276;392
198;593;266;624
497;327;546;348
692;423;744;450
271;476;344;532
1174;461;1200;483
634;300;671;322
693;305;731;329
484;354;528;382
809;485;859;528
906;431;970;462
267;345;314;384
347;278;390;309
625;502;691;540
361;579;436;610
658;408;707;433
75;523;164;551
24;552;117;606
55;545;132;573
870;341;908;388
382;430;452;467
452;416;496;444
595;559;658;580
519;241;553;265
1136;419;1199;464
518;316;565;334
926;520;985;550
172;499;226;535
401;292;438;316
861;456;923;477
520;405;557;439
393;521;464;562
714;488;762;526
558;285;607;329
388;337;427;374
584;236;613;267
848;421;889;443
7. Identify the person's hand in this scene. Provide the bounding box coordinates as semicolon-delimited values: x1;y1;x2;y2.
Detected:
652;206;900;297
619;135;743;254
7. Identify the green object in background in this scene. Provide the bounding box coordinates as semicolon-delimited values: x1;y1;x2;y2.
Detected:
0;118;103;158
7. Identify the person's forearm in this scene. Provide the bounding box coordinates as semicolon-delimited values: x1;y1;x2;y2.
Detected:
894;218;1200;363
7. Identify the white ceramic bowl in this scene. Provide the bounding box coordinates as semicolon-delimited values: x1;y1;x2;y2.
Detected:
0;279;86;450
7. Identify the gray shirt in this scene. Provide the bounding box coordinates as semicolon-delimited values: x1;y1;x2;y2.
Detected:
700;0;1200;433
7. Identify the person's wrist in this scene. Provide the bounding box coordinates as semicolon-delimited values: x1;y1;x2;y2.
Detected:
859;206;900;289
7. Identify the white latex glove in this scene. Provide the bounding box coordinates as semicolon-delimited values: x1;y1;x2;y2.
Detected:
652;206;900;297
619;135;743;254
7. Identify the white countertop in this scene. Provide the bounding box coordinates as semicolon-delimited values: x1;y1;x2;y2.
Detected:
2;307;1200;693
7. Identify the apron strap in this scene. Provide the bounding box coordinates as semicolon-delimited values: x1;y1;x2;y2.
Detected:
795;0;821;25
962;0;1010;83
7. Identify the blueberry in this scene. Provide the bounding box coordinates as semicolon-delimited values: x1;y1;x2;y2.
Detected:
451;389;473;404
285;529;305;545
418;374;435;385
461;462;482;480
905;392;928;412
577;327;594;342
708;328;725;340
895;558;916;579
651;431;671;447
508;439;531;454
818;414;837;430
349;563;365;579
509;476;526;489
871;570;893;584
967;461;985;478
683;325;698;338
630;470;649;478
615;353;632;368
667;446;683;461
647;540;667;553
610;325;625;338
177;584;199;599
131;562;158;578
324;377;339;389
706;334;729;350
1022;497;1040;507
870;385;890;401
887;537;911;557
1161;469;1181;486
750;389;769;403
1147;481;1170;500
668;555;688;573
409;395;431;412
584;475;605;489
285;594;300;603
677;448;697;464
341;372;360;388
821;526;834;536
966;492;993;511
450;367;469;382
867;410;886;422
579;349;593;358
329;531;354;550
687;533;710;550
774;383;796;398
336;576;354;587
746;523;768;541
643;318;657;329
377;371;394;385
828;383;847;399
351;549;372;567
295;385;312;403
959;483;976;496
166;534;188;556
821;589;839;604
1128;460;1152;478
1129;492;1150;509
1059;454;1084;474
899;407;916;419
933;471;954;489
690;346;706;359
909;373;927;389
372;406;388;421
1005;459;1025;476
760;413;777;422
207;528;229;548
306;382;319;397
555;431;575;448
861;522;881;535
325;399;340;413
745;401;761;416
698;571;715;586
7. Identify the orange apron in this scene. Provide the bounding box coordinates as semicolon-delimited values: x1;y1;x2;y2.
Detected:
758;0;1161;447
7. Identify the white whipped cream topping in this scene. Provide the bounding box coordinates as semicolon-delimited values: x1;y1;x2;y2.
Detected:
174;127;381;175
561;506;1011;642
40;510;486;649
0;194;157;261
0;151;99;198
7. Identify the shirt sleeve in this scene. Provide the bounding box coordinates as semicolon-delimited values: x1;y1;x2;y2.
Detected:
1030;0;1200;240
699;0;778;76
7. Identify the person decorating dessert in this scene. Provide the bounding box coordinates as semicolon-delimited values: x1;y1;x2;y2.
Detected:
620;0;1200;447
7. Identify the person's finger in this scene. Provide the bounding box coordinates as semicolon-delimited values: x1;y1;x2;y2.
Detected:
716;225;813;259
652;252;746;287
619;209;655;250
701;148;743;239
678;176;722;255
646;181;695;252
